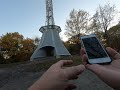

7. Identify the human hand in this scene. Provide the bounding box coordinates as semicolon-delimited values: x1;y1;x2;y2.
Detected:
80;47;120;89
29;60;85;90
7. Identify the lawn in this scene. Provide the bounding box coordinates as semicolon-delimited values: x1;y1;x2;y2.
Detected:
0;55;82;72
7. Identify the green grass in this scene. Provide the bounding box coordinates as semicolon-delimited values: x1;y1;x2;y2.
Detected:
24;55;82;72
0;55;82;72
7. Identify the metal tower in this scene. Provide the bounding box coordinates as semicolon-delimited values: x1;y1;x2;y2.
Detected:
30;0;71;61
46;0;54;25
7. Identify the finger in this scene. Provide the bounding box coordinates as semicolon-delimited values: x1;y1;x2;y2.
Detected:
64;65;85;80
82;54;88;65
65;84;77;90
80;48;86;56
106;47;120;60
54;60;73;68
69;76;78;80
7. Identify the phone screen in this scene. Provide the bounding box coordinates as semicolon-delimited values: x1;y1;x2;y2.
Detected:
82;37;108;59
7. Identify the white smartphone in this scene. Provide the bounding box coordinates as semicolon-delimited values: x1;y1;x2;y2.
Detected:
80;34;112;64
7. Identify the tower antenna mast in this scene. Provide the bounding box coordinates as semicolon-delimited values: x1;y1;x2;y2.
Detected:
46;0;55;25
30;0;70;61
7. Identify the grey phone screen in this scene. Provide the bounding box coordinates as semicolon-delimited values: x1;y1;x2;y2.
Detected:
82;37;108;59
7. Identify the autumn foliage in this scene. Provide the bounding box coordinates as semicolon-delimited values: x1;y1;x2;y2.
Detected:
0;32;35;63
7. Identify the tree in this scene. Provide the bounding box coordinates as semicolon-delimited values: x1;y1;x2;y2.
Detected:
64;33;86;55
108;24;120;51
91;3;117;46
64;41;80;55
0;46;5;64
15;38;35;62
0;54;4;64
65;9;89;44
34;37;41;46
0;32;24;58
0;32;35;63
87;12;101;33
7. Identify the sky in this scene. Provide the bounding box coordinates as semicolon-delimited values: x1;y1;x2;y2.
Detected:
0;0;120;41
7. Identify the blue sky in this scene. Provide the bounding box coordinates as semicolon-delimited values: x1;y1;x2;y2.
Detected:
0;0;120;41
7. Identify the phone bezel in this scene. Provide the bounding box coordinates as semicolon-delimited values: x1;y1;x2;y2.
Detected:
80;34;112;64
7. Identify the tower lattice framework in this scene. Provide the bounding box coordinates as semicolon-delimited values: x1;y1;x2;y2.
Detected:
30;0;71;61
46;0;54;25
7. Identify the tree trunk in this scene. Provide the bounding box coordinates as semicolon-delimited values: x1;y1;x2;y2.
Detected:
104;30;111;47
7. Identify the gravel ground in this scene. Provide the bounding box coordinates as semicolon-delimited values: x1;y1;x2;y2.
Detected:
0;68;113;90
72;70;113;90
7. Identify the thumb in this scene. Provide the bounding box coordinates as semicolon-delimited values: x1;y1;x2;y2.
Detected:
64;65;85;80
